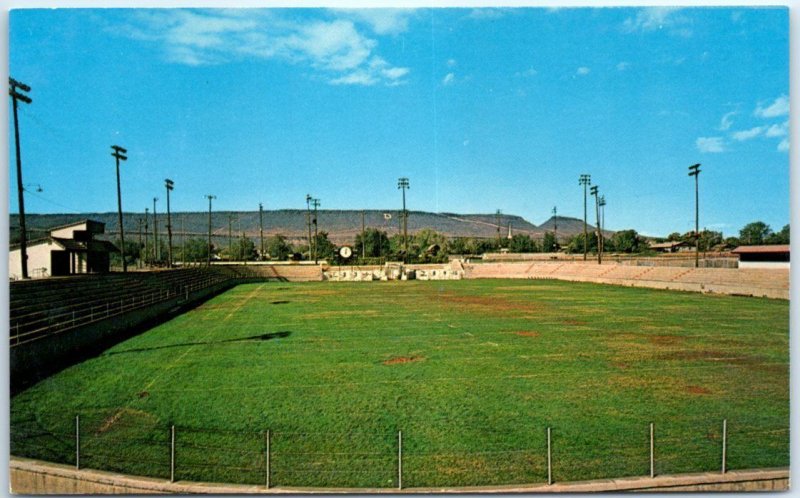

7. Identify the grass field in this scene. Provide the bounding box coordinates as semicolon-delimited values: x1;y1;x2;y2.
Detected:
10;280;789;488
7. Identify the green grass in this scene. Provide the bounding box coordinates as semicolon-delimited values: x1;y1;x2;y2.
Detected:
11;280;789;488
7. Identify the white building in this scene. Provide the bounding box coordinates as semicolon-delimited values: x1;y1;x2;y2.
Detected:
9;220;118;280
732;245;790;269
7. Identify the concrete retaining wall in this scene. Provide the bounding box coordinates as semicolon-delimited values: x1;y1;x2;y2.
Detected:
9;457;788;494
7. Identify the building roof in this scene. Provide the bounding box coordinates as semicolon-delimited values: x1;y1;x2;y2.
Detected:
649;241;688;249
731;245;790;254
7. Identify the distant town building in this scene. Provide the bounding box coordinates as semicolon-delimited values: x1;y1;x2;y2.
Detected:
649;241;691;253
732;245;790;269
9;220;118;280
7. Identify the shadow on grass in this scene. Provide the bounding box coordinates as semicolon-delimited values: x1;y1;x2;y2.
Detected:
103;331;292;356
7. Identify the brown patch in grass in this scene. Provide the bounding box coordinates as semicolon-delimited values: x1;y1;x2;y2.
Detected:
383;356;425;365
311;310;379;318
647;334;684;345
514;331;540;337
563;319;588;326
687;385;711;395
613;362;630;370
97;408;156;434
137;391;149;399
438;293;540;315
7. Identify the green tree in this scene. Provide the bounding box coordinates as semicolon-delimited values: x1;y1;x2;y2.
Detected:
110;239;142;268
266;234;293;260
447;237;470;255
698;230;723;251
508;233;536;253
739;221;772;245
610;229;642;253
542;232;558;252
354;228;390;258
766;224;789;244
666;232;682;242
311;231;336;261
182;238;210;263
566;233;598;254
234;235;258;261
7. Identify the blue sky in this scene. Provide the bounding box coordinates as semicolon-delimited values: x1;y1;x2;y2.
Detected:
8;7;789;237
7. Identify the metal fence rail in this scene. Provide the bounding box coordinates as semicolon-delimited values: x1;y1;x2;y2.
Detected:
9;414;789;489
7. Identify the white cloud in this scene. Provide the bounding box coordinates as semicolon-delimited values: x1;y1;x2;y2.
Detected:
718;111;737;131
446;58;457;67
755;95;789;118
576;67;590;76
467;9;505;20
442;73;455;85
696;137;725;153
463;139;470;146
616;62;630;71
622;7;691;37
731;126;765;141
339;9;414;36
765;121;789;137
119;10;409;86
515;67;537;77
778;138;789;152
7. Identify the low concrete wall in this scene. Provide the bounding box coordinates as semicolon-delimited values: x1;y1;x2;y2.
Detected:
9;457;788;494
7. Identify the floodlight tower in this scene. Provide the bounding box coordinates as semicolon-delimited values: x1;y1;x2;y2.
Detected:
312;198;321;263
112;145;129;272
552;206;558;250
599;195;606;258
590;185;601;264
153;197;159;263
205;195;216;266
10;77;31;279
144;207;150;266
397;177;410;263
495;209;502;245
165;179;174;267
259;202;264;260
579;174;591;261
306;194;313;261
688;163;701;268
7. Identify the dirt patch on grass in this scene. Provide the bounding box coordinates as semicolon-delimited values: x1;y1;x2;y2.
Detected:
383;356;425;365
438;293;540;315
97;408;156;434
563;319;588;326
687;385;711;395
311;310;379;318
647;334;684;345
658;349;757;365
513;331;540;338
613;362;630;370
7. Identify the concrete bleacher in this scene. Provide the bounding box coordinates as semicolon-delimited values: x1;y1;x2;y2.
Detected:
462;261;789;299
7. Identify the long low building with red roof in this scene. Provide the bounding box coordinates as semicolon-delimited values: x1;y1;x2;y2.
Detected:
731;244;789;269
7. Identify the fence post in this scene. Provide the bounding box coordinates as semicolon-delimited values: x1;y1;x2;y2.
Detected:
265;430;271;489
398;430;403;490
170;425;176;483
547;427;552;485
75;415;80;470
649;422;654;478
721;419;727;474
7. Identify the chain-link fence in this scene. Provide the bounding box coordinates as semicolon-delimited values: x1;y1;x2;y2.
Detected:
10;412;788;489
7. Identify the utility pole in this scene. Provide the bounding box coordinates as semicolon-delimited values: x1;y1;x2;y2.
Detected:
361;210;366;260
259;202;264;260
112;145;129;272
228;214;235;261
590;185;601;264
495;209;502;245
164;179;174;267
206;195;216;266
181;215;185;266
144;207;149;267
397;177;410;263
10;78;31;279
688;164;701;268
579;174;591;261
599;196;606;259
137;218;143;269
552;206;558;251
306;194;313;261
312;198;321;263
153;197;159;264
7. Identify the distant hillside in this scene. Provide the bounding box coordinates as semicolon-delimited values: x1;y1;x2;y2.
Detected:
11;210;604;245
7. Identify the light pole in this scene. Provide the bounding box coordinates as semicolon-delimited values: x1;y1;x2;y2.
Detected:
228;214;237;261
590;185;601;264
599;195;606;258
10;77;31;279
552;206;558;251
312;198;321;263
165;179;174;267
112;145;128;272
495;209;502;246
144;207;149;267
206;195;216;266
579;174;591;261
153;197;159;264
397;177;410;263
688;164;701;268
306;194;313;261
259;202;264;260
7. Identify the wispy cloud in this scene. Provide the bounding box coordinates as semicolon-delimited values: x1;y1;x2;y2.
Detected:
754;95;789;118
778;138;789;152
515;67;537;77
442;72;455;85
616;62;630;71
117;9;410;86
467;8;506;21
338;9;415;36
731;126;765;141
765;121;789;137
446;58;457;68
718;111;737;131
576;66;590;76
622;7;692;37
696;136;725;153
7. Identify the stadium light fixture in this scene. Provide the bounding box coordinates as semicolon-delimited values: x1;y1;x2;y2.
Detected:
206;195;216;266
397;178;410;263
579;174;591;261
688;164;701;268
165;179;174;268
111;145;128;272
